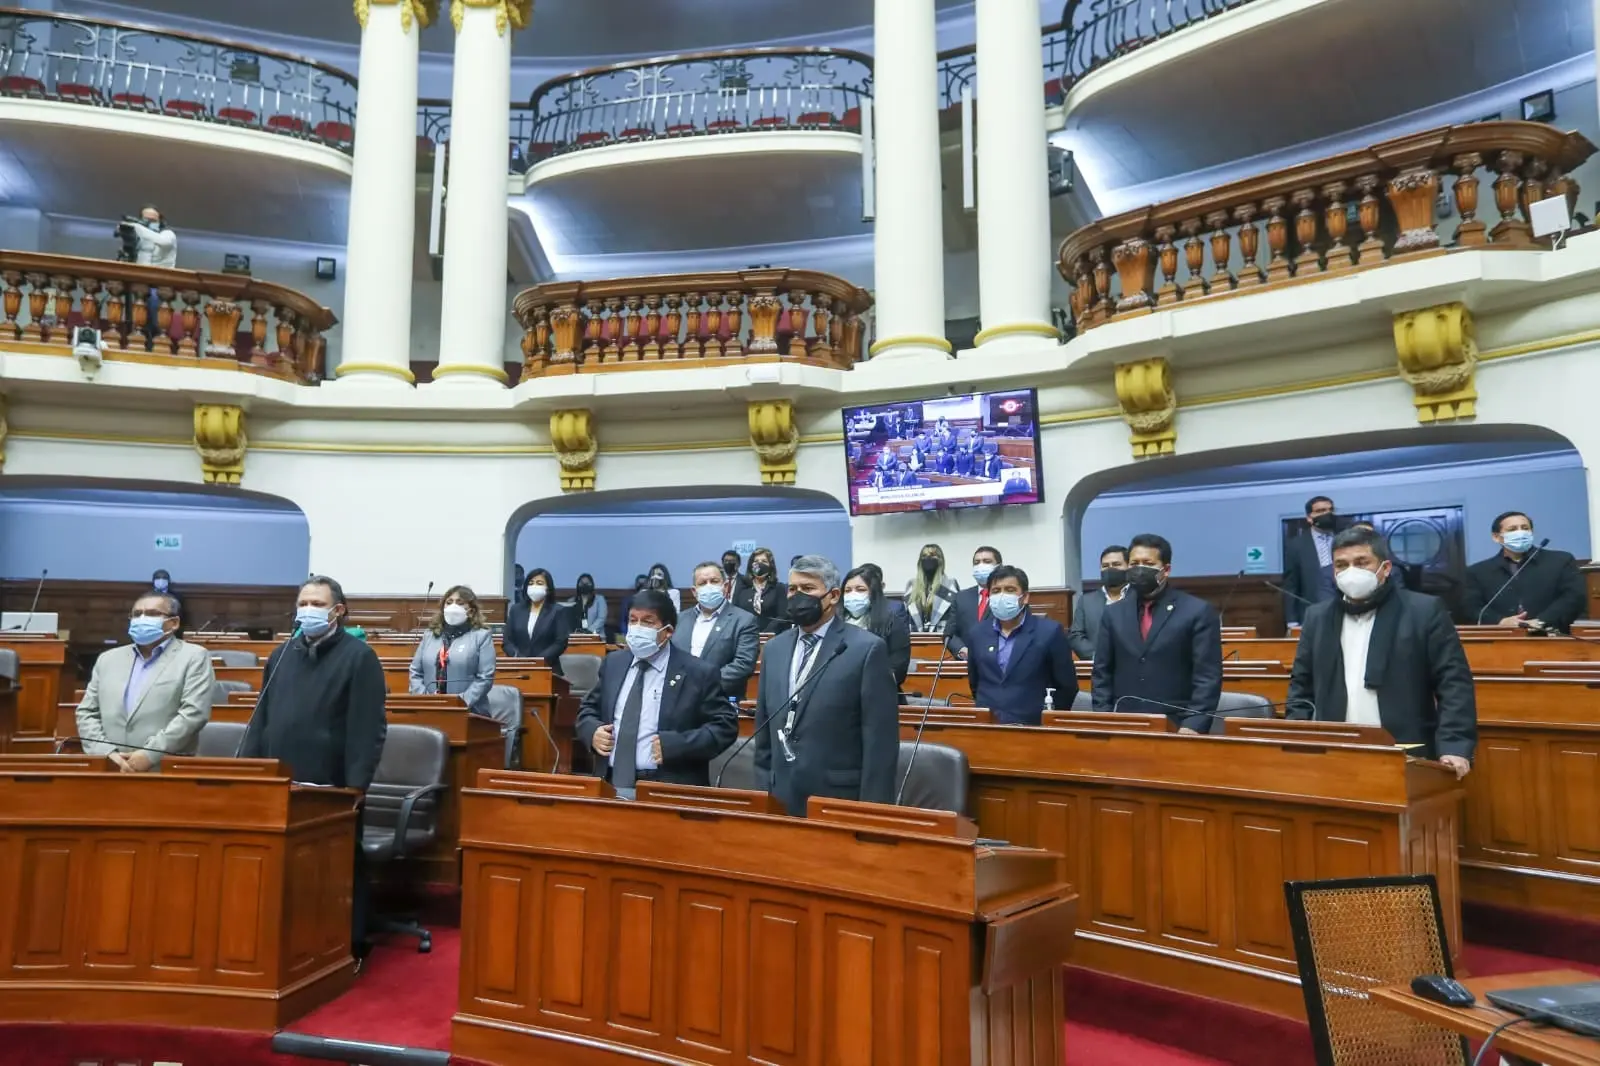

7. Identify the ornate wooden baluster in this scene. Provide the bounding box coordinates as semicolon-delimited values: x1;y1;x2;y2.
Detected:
129;283;153;349
1261;197;1292;282
76;277;104;339
548;303;580;371
641;294;662;358
1235;204;1266;286
21;272;47;342
811;293;834;362
1112;238;1154;312
841;307;862;363
1205;210;1234;292
747;290;781;356
250;300;272;364
1321;182;1352;272
1089;247;1111;324
276;307;297;373
1386;167;1441;255
533;305;551;362
1490;151;1530;246
830;297;848;360
204;299;242;359
1451;153;1485;247
49;274;74;345
1068;255;1091;324
594;297;616;361
1555;170;1580;219
620;296;643;360
103;280;127;348
1354;174;1384;263
703;292;724;357
724;292;745;356
1521;157;1549;224
663;294;683;358
784;288;808;357
153;286;178;353
682;292;703;358
1291;188;1320;276
1154;225;1180;306
176;291;202;356
1180;219;1207;297
1;271;22;341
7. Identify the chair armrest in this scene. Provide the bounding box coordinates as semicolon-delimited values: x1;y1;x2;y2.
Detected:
390;782;449;858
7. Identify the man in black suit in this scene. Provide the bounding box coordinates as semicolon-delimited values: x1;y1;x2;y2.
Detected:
1282;494;1340;626
946;545;1002;660
1068;544;1129;661
1287;527;1475;776
752;554;900;816
575;590;737;797
966;565;1077;724
672;561;760;698
1460;510;1587;631
1091;533;1221;733
720;550;750;603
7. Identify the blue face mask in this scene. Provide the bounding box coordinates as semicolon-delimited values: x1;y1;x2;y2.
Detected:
1502;529;1535;554
626;624;663;659
695;584;725;612
842;592;872;618
128;617;168;646
152;578;169;592
990;593;1024;622
972;564;996;587
296;605;334;638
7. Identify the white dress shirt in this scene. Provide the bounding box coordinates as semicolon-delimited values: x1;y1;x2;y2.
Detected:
525;603;543;638
1339;611;1383;726
610;642;670;771
788;616;834;699
691;601;725;656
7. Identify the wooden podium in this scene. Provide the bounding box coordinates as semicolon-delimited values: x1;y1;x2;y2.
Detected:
901;714;1464;1017
0;637;71;753
452;772;1079;1066
0;754;358;1029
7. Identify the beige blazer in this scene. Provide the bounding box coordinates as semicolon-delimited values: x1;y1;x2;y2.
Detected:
75;638;215;767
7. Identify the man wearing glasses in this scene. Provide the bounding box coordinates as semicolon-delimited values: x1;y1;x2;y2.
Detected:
75;591;215;771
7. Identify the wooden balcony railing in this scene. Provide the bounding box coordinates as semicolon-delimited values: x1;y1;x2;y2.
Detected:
0;252;336;383
513;269;873;377
1058;121;1596;332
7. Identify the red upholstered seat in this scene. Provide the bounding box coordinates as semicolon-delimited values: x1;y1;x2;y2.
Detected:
111;92;156;110
218;106;258;124
619;126;653;140
840;106;862;130
164;99;207;118
0;75;45;96
750;116;787;129
706;118;741;132
54;82;100;103
266;114;308;134
314;120;354;145
664;123;697;135
797;110;836;127
573;131;610;146
528;140;557;158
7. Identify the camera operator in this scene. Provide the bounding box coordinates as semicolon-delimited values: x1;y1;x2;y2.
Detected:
114;205;177;350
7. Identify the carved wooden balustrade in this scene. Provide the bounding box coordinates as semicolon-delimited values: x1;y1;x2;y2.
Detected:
514;270;873;377
0;252;336;383
1059;121;1596;333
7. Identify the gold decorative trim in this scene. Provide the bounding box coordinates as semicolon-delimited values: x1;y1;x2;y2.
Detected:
550;409;596;492
334;361;417;384
748;400;799;485
431;363;511;384
973;321;1060;346
193;404;246;485
354;0;437;31
449;0;531;34
868;333;954;357
1393;302;1477;423
1114;357;1176;458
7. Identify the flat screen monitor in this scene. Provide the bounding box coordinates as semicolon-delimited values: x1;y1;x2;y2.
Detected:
841;389;1043;517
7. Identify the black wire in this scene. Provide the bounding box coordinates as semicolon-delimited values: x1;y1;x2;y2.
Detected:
1469;1015;1533;1066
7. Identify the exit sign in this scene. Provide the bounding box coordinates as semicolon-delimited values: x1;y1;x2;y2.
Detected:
154;534;182;551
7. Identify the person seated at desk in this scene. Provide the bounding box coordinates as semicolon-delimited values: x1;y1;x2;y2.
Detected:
76;590;214;771
671;561;759;698
575;590;737;798
841;564;911;687
1460;510;1587;631
409;585;495;715
503;566;572;669
966;566;1077;725
1287;527;1476;777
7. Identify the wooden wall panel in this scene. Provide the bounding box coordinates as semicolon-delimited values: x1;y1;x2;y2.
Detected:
15;838;74;972
1158;806;1220;949
1230;815;1295;965
1087;799;1147;936
675;891;736;1056
151;842;206;972
823;916;889;1066
747;900;810;1066
1549;740;1600;871
539;873;597;1026
1465;735;1542;863
84;839;142;972
607;881;667;1040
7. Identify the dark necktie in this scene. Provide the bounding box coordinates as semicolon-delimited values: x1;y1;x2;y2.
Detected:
612;659;652;793
791;632;820;701
1140;601;1154;640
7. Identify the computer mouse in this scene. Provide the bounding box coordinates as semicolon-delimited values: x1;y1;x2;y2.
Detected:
1411;974;1475;1007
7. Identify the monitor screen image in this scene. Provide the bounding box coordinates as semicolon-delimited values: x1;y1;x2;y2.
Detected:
841;389;1043;517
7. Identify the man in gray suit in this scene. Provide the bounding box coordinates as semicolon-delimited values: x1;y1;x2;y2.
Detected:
76;591;215;771
1068;544;1129;661
752;554;899;816
673;561;760;698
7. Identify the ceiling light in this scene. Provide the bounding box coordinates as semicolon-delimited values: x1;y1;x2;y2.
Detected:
1521;90;1555;123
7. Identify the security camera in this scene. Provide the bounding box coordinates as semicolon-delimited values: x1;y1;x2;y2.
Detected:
73;326;104;377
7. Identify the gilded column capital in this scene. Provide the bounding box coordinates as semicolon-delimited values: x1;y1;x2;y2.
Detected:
450;0;532;34
1393;302;1477;423
748;400;800;485
1114;357;1176;459
354;0;438;32
550;409;596;492
193;404;247;485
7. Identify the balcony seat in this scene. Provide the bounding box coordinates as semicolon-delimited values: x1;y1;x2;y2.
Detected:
110;92;156;111
750;116;787;129
315;120;354;146
706;118;742;132
0;75;45;97
217;107;258;125
164;99;207;118
54;82;100;104
797;110;836;126
619;126;654;140
573;131;610;146
266;114;308;135
840;106;862;130
664;123;697;136
528;141;557;158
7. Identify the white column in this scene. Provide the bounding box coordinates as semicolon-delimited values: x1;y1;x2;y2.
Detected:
433;0;521;387
973;0;1057;354
332;0;425;387
869;0;949;361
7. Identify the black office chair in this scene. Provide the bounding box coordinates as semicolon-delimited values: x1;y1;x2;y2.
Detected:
894;740;968;814
195;720;247;757
362;723;450;953
1209;691;1275;734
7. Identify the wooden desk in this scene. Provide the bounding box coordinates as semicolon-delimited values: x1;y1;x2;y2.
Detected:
0;677;16;755
1373;969;1600;1066
0;638;71;753
380;696;504;885
453;772;1079;1066
902;718;1463;1017
492;659;571;774
0;755;357;1029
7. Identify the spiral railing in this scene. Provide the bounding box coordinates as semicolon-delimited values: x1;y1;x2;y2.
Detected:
0;7;357;151
937;23;1068;113
525;47;872;163
1058;0;1263;88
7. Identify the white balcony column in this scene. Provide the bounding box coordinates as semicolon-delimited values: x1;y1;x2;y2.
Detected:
973;0;1057;354
433;0;527;388
333;0;431;387
868;0;949;361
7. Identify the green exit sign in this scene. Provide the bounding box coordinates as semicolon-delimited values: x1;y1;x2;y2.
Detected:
154;534;183;551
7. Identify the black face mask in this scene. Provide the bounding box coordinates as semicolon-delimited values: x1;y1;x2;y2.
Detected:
577;582;593;595
1311;512;1338;532
648;575;666;589
723;560;739;575
920;556;940;576
1126;565;1164;598
1101;567;1129;590
787;591;825;628
752;561;771;578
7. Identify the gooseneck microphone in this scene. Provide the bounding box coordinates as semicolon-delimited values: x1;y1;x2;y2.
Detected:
5;568;49;632
1476;538;1550;624
231;636;299;757
1215;569;1247;626
713;641;845;788
1262;578;1313;607
895;645;951;805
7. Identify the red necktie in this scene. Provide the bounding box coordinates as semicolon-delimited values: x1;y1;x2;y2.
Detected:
1140;601;1154;640
978;589;989;620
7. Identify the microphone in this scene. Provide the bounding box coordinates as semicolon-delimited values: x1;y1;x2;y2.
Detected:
1224;648;1242;662
1215;569;1246;626
232;636;299;757
1109;693;1317;730
895;645;951;805
1262;578;1313;607
4;568;49;632
713;641;845;788
1476;538;1549;624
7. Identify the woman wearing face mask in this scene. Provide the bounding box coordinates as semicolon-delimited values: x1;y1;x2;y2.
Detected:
409;586;496;717
903;544;959;633
149;569;184;629
502;566;572;671
644;563;681;614
841;565;910;686
734;546;788;631
569;573;607;635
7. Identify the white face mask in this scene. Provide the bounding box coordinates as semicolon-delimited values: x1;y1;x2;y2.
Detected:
528;585;547;604
442;604;469;627
1335;565;1383;601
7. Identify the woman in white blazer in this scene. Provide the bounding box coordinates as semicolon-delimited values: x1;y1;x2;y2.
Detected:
409;585;496;716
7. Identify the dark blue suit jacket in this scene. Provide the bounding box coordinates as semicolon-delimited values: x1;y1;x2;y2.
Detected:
965;612;1078;725
1090;586;1222;731
573;646;738;786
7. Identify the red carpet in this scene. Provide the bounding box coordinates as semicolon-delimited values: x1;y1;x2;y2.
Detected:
288;930;461;1050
